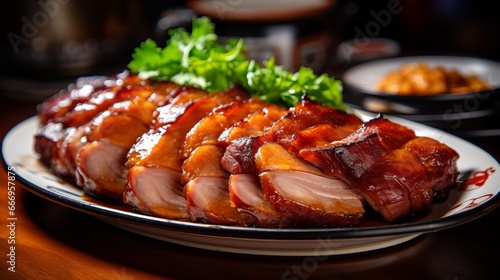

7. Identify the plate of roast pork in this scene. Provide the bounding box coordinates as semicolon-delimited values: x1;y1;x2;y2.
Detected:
2;18;500;256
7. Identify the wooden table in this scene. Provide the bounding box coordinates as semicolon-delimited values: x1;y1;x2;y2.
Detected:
1;95;499;280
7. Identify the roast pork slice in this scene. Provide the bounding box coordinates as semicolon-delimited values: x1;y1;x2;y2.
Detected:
70;94;163;199
75;112;152;199
124;89;248;216
254;142;325;175
282;123;361;154
185;176;254;226
402;137;460;196
221;100;363;175
260;171;364;227
34;122;69;175
183;146;252;226
34;82;123;171
125;166;189;219
127;89;247;171
265;99;363;145
353;149;430;222
352;137;459;222
220;135;272;174
299;116;416;183
34;73;170;177
228;174;292;228
181;98;269;226
218;104;287;147
180;98;266;160
36;74;123;125
76;141;129;199
181;145;229;184
181;100;269;226
252;142;364;227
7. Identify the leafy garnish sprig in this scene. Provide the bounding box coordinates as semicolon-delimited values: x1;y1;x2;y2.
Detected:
128;17;345;110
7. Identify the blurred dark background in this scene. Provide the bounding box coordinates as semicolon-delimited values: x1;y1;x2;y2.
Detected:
332;0;500;59
1;0;499;101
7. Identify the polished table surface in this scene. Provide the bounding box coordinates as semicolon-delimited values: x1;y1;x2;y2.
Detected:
1;95;499;280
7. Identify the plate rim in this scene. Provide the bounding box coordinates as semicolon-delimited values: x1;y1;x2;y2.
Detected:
2;115;500;241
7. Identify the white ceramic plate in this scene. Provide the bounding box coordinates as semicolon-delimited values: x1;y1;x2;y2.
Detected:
2;113;499;256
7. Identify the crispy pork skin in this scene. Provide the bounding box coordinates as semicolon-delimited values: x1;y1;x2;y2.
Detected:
402;137;460;196
220;135;272;174
218;104;287;147
181;145;229;184
180;98;267;160
299;116;416;182
266;100;363;146
221;100;363;175
37;75;117;125
352;137;459;222
283;123;360;154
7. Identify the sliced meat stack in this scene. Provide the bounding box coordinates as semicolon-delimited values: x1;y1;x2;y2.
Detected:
34;73;460;228
35;73;181;198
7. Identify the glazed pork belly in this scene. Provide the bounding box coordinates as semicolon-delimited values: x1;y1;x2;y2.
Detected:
298;116;417;183
182;99;285;225
124;87;249;219
37;75;116;125
34;73;152;177
34;77;460;227
75;94;169;199
352;137;459;221
218;105;288;147
255;143;365;227
222;101;366;227
221;99;363;174
36;72;183;200
298;118;459;222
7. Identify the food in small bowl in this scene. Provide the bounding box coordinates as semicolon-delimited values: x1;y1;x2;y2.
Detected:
342;56;500;113
341;56;500;136
375;63;492;95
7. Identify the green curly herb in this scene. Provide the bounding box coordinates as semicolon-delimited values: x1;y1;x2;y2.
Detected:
128;16;345;110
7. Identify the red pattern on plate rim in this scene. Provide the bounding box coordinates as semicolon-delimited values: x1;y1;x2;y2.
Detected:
448;167;496;214
450;194;494;214
459;167;495;191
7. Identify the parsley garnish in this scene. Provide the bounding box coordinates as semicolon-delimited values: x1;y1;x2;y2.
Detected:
128;17;345;110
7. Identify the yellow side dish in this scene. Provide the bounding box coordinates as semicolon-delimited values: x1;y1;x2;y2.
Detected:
376;63;491;95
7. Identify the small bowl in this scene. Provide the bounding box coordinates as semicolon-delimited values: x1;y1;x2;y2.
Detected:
341;55;500;137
